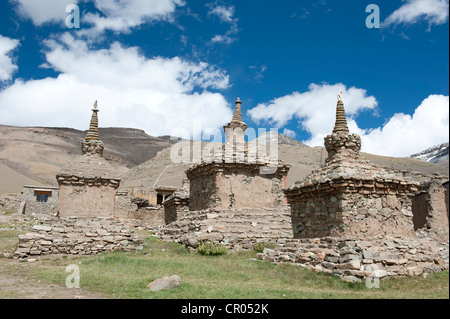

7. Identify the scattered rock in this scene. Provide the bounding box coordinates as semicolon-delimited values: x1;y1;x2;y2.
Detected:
147;275;181;291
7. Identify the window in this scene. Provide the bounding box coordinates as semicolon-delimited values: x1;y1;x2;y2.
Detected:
36;194;49;202
35;190;52;203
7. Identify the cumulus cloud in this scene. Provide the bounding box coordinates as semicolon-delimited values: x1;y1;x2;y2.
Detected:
383;0;449;27
0;33;232;139
12;0;78;26
248;83;449;157
248;83;378;145
0;35;20;82
360;94;449;157
83;0;184;34
12;0;184;33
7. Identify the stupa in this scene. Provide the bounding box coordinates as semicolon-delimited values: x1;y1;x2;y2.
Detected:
56;101;121;217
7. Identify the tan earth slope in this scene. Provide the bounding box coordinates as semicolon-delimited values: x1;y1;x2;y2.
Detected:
0;125;174;191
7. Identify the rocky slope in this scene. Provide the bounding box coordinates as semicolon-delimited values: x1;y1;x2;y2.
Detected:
256;131;308;147
410;142;449;164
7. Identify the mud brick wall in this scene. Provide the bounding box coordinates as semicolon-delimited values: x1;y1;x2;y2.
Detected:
412;181;449;240
15;216;143;258
288;178;417;238
57;177;119;217
160;207;293;252
187;162;288;211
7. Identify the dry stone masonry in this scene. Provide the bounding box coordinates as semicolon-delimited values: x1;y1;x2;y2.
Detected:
15;216;143;258
161;207;293;251
259;235;449;282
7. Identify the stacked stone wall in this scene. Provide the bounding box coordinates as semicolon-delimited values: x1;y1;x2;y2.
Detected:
288;178;417;238
161;207;293;251
259;236;449;281
188;170;219;211
15;216;143;258
164;193;189;224
412;181;449;240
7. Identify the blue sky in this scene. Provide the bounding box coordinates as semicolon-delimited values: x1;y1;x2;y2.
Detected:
0;0;448;157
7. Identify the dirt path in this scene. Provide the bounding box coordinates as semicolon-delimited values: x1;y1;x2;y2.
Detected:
0;259;108;299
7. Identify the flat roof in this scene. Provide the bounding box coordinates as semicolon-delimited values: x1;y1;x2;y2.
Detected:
23;185;59;190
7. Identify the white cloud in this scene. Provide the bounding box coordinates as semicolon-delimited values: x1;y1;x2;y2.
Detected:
12;0;77;26
0;33;232;139
383;0;449;27
360;94;449;157
83;0;184;34
0;35;20;82
248;83;378;145
207;3;239;44
249;65;267;82
208;5;236;23
12;0;184;34
248;83;449;157
282;128;296;139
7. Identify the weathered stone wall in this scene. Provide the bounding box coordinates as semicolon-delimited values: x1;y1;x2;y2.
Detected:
188;168;218;211
22;186;59;215
217;173;286;209
160;207;293;251
288;179;416;239
58;183;117;218
126;208;165;225
324;132;361;159
114;192;136;218
443;182;449;218
114;192;165;225
187;163;288;211
15;216;143;258
258;235;449;281
164;193;189;224
412;181;449;240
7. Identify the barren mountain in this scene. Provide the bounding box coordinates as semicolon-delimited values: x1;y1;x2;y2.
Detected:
410;142;449;164
0;125;172;189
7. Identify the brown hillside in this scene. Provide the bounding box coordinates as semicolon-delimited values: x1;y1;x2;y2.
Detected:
0;125;172;189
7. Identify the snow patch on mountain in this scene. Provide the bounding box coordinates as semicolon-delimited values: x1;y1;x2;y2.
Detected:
410;142;449;163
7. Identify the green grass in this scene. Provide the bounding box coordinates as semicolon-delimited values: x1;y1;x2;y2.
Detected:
0;230;22;253
11;236;448;299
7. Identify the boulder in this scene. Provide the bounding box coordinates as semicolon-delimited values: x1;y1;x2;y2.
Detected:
148;275;181;291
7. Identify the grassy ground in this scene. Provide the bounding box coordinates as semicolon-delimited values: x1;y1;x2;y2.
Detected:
2;235;448;299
